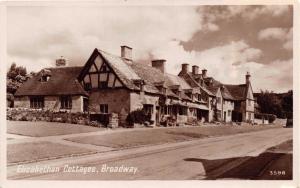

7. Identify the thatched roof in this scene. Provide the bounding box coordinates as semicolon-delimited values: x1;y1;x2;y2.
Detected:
15;67;88;97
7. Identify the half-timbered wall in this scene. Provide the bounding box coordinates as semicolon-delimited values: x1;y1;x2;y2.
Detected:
81;55;123;90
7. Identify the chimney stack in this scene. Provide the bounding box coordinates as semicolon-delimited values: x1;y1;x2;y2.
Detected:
192;65;199;75
246;72;251;84
121;45;132;60
56;56;66;66
151;59;166;73
202;69;207;78
181;63;189;73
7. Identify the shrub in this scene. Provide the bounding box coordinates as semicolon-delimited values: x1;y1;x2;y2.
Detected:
268;114;277;123
126;108;151;126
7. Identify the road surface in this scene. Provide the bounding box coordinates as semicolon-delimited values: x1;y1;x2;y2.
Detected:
8;127;292;180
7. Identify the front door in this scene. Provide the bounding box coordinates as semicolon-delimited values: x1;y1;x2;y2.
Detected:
224;111;226;122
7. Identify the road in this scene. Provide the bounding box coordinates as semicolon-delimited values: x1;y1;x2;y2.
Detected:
8;127;292;180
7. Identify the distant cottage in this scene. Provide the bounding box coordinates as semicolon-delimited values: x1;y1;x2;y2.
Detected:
14;46;255;126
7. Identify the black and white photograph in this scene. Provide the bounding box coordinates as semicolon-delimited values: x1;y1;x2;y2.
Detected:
1;1;298;187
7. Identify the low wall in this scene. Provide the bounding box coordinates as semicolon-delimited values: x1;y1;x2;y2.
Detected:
7;108;93;126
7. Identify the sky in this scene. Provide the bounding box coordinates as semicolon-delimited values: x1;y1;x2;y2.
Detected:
7;5;293;93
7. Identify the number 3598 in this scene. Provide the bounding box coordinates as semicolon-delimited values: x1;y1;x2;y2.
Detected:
269;170;286;175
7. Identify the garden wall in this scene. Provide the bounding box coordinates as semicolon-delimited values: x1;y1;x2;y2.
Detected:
6;108;101;127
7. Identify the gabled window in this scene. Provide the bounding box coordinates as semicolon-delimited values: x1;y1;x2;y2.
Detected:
30;96;44;109
60;96;72;109
100;104;108;113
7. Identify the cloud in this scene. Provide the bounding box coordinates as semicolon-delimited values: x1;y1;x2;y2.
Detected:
250;59;293;92
152;39;292;92
8;6;204;71
258;27;287;40
258;27;293;50
199;5;290;22
7;6;292;92
187;41;263;85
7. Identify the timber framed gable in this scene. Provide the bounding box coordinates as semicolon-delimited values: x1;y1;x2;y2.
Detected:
78;49;125;91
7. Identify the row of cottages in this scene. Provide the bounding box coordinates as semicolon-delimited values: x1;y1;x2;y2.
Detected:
14;46;255;126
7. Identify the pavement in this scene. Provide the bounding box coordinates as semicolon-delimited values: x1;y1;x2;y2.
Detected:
7;127;292;180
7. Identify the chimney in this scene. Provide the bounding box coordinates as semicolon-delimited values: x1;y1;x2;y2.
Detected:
192;65;199;75
246;72;251;84
121;45;132;60
181;63;189;73
202;69;207;78
56;56;66;66
151;59;166;73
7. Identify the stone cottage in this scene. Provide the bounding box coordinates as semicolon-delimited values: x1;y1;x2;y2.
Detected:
14;62;88;113
14;46;255;126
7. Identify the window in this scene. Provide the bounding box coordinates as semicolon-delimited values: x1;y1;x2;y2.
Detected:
60;96;72;109
163;105;172;115
30;96;44;109
84;82;92;90
178;106;187;115
248;99;252;106
99;81;108;88
228;110;231;117
101;64;107;72
143;104;153;115
197;94;201;101
83;98;89;112
100;104;108;113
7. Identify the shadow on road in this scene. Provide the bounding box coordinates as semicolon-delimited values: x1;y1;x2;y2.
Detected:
184;142;293;180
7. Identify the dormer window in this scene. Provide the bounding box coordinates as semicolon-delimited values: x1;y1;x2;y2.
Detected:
133;79;145;91
40;69;51;82
40;75;50;82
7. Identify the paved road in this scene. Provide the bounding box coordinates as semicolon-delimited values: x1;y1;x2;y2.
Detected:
8;127;292;180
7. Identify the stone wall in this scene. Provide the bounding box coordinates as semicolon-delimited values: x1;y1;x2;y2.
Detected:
72;96;83;112
7;108;91;126
44;96;60;111
130;92;159;125
14;96;30;108
208;97;214;122
14;95;84;113
89;89;130;126
223;100;234;122
108;113;119;128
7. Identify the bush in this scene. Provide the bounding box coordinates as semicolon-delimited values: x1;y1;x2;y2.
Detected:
6;108;91;126
126;108;151;126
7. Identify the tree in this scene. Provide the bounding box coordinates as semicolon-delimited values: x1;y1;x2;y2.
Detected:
281;90;293;113
7;63;29;95
7;63;27;79
255;90;293;119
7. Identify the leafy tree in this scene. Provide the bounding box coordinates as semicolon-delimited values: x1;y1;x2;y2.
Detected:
7;63;29;93
255;90;293;119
